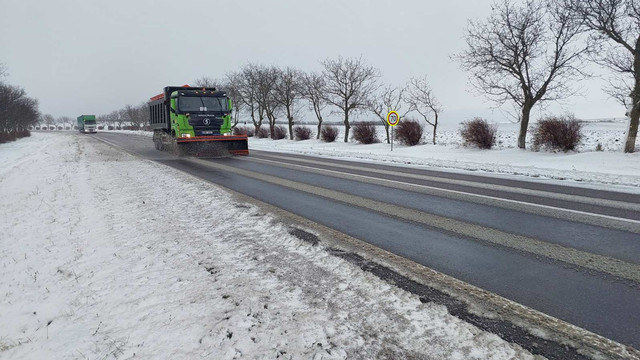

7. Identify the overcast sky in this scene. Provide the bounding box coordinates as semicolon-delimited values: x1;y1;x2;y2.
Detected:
0;0;627;123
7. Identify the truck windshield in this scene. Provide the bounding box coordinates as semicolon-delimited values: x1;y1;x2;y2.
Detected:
85;120;96;125
178;96;228;112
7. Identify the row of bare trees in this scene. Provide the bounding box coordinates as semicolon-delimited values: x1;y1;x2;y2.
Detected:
0;63;40;141
42;103;150;131
196;58;442;144
92;0;640;152
36;114;75;130
97;103;149;130
456;0;640;153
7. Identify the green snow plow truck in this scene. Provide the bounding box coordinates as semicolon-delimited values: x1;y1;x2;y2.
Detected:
149;85;248;157
77;115;97;133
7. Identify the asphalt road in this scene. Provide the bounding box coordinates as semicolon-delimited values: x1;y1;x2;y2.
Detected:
91;132;640;351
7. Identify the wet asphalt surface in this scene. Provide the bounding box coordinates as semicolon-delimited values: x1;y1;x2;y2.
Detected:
91;132;640;352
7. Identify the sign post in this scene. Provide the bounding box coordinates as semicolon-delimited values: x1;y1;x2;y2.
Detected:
386;111;400;151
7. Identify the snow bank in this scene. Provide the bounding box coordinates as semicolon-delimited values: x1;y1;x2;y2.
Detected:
0;133;536;359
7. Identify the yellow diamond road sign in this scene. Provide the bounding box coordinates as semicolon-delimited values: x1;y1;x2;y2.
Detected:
387;111;400;127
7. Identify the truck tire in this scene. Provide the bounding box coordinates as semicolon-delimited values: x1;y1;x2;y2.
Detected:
153;132;165;151
154;137;164;151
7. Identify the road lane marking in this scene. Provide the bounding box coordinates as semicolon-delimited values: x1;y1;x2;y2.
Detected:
251;152;640;212
240;155;640;234
191;157;640;284
197;171;638;360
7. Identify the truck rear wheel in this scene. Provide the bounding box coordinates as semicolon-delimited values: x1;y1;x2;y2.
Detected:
154;138;164;151
153;131;165;151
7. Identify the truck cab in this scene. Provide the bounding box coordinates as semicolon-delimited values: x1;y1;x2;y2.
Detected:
168;88;233;138
77;115;97;133
149;86;248;157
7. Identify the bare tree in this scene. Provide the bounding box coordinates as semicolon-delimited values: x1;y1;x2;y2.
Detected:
254;65;281;138
322;56;381;142
236;65;266;134
41;113;55;130
122;103;147;129
15;97;39;131
455;0;587;149
0;82;39;136
301;72;328;139
0;84;25;132
565;0;640;153
193;76;221;89
114;110;126;129
123;105;137;129
274;66;303;140
99;110;123;129
0;63;7;80
224;73;244;128
138;102;150;129
57;116;74;130
405;77;442;145
301;73;327;139
368;85;410;144
97;113;112;129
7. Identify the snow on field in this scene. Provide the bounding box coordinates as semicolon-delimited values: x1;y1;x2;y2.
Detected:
0;133;538;359
244;120;640;188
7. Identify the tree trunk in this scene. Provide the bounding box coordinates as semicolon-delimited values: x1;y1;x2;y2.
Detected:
625;45;640;153
432;123;437;145
384;123;390;144
316;118;323;139
288;115;294;140
625;103;639;153
518;103;533;149
251;108;258;135
233;111;240;128
432;113;439;145
343;111;350;142
269;118;275;139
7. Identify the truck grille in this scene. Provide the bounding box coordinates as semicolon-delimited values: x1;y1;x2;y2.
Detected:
189;115;223;135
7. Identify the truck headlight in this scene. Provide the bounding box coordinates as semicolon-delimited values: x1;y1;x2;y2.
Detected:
181;133;191;138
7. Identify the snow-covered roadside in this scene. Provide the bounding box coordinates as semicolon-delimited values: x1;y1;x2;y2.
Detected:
0;133;537;360
246;121;640;189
